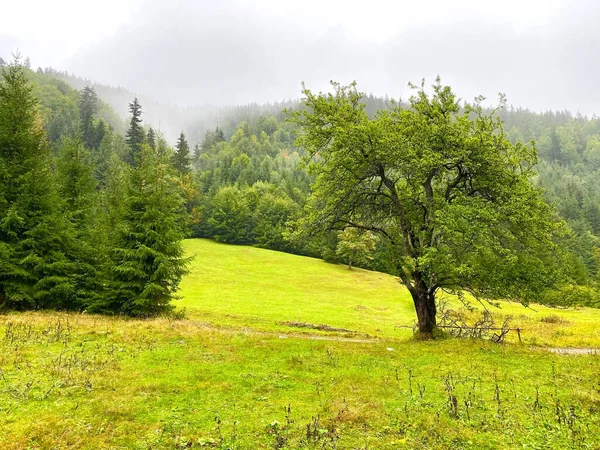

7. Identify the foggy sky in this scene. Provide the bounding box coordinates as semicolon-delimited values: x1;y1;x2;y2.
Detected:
2;0;600;115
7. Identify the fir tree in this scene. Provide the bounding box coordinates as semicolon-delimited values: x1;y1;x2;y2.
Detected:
172;131;191;175
56;138;100;304
91;119;107;151
57;138;96;224
94;129;116;188
147;127;156;150
125;98;145;166
0;59;76;309
79;86;99;149
95;144;189;315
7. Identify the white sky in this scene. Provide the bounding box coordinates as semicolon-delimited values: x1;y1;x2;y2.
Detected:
2;0;598;116
0;0;144;66
1;0;567;67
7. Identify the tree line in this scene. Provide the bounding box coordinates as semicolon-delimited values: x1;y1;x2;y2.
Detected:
0;59;188;316
3;56;600;322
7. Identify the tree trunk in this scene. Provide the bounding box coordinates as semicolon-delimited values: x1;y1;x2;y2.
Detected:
348;258;352;270
409;281;437;335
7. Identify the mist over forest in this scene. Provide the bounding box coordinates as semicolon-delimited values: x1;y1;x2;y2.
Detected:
4;2;600;447
62;0;600;116
2;0;599;116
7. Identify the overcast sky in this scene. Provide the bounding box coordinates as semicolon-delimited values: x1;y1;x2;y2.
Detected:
1;0;598;114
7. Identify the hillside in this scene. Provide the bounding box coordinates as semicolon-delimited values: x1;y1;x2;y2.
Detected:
36;68;600;291
179;240;600;347
2;239;600;449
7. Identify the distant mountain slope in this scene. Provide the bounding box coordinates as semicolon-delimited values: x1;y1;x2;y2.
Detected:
51;69;299;143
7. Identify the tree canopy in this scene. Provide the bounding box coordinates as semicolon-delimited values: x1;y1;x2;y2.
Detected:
288;80;569;334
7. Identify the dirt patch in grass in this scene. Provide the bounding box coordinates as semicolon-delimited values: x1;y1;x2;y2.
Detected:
279;321;356;333
540;315;570;324
546;347;600;355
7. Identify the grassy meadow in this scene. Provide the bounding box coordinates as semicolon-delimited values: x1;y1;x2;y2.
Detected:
1;239;600;449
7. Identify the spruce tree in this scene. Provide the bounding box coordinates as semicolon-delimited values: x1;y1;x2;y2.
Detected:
92;151;129;279
125;98;145;166
57;138;96;224
79;86;99;149
172;131;191;175
0;59;76;309
95;144;189;315
147;127;156;150
56;138;100;304
91;119;107;151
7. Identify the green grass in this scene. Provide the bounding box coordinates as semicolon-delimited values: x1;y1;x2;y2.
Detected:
1;239;600;449
179;239;600;347
178;239;415;338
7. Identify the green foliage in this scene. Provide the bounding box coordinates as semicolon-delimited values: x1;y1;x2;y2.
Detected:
30;74;80;146
336;228;377;269
56;138;96;222
289;80;570;332
207;185;252;244
79;86;99;149
253;190;300;251
147;126;156;150
56;137;103;304
95;145;189;316
172;131;191;175
191;116;312;255
0;59;77;309
125;97;145;166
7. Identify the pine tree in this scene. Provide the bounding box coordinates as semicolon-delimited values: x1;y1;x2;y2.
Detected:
0;59;76;309
172;131;191;175
125;98;145;166
94;144;189;315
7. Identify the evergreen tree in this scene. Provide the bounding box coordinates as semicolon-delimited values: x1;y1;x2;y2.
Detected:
94;152;129;263
91;119;108;151
79;86;99;149
147;126;156;150
56;138;100;304
0;59;76;309
94;129;116;188
125;98;145;166
95;145;189;315
57;138;96;225
172;131;191;175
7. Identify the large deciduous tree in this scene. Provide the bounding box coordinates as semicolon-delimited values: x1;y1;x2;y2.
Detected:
289;80;568;334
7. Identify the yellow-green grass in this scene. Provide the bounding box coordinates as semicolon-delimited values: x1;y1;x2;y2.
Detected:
1;312;599;449
2;239;600;449
179;239;600;347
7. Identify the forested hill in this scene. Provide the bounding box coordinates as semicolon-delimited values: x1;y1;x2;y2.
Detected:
44;67;395;144
46;68;298;143
11;64;600;307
